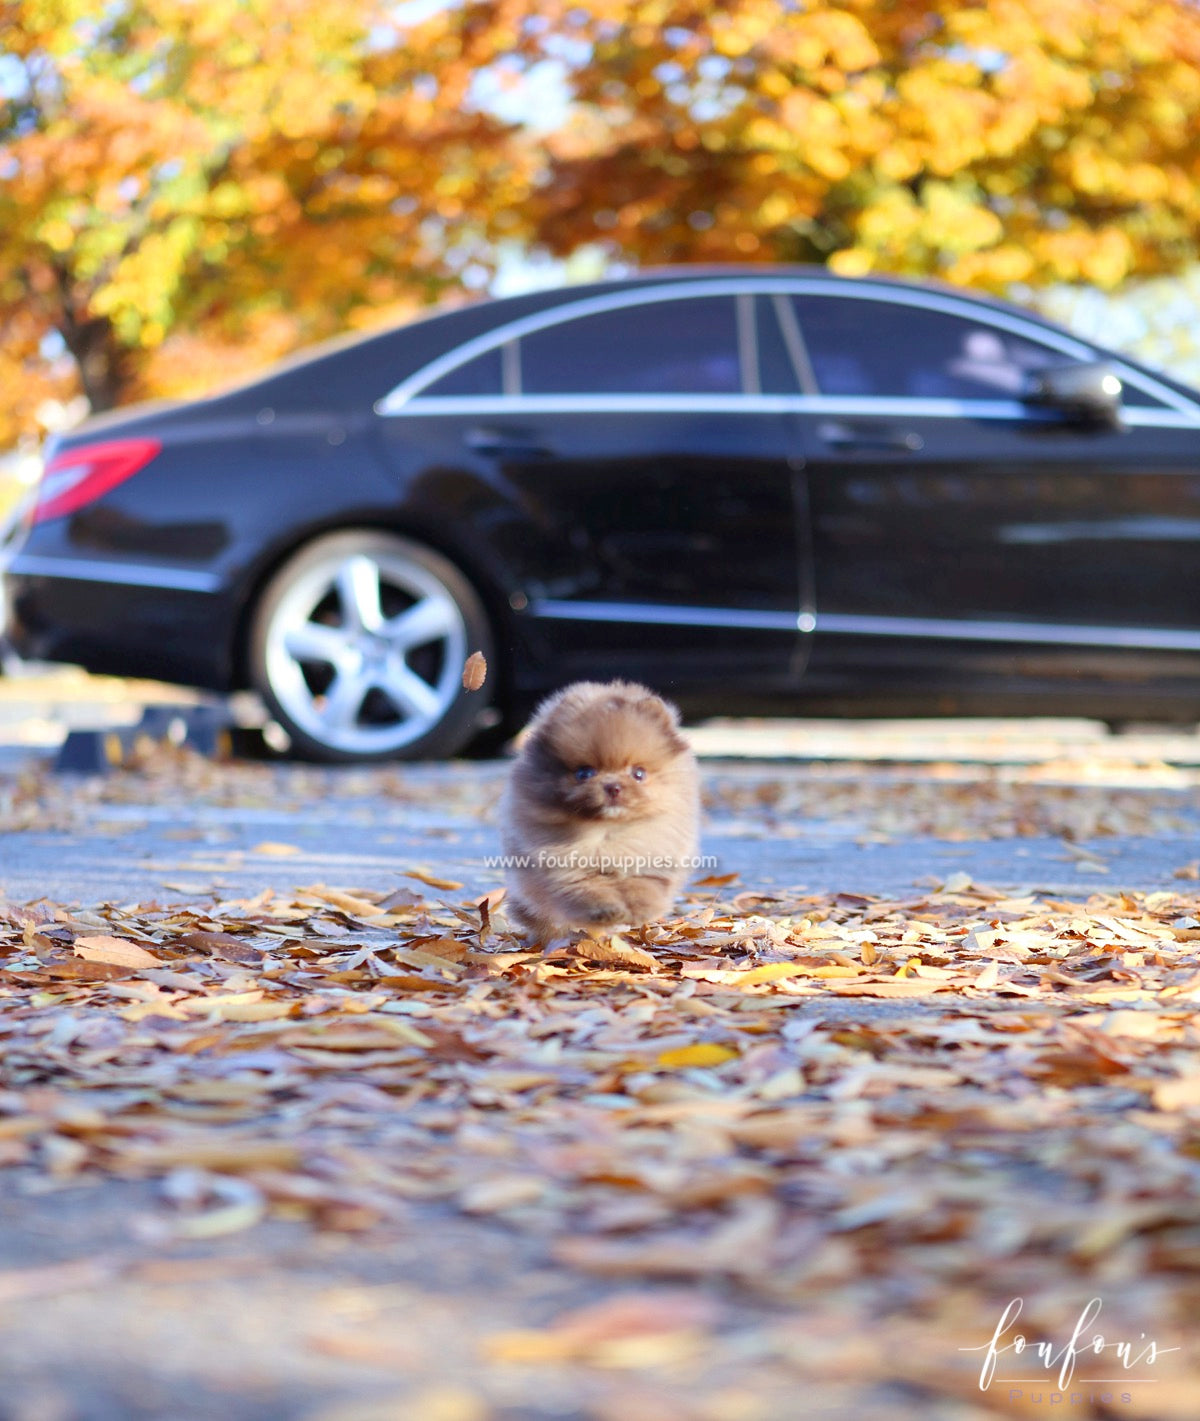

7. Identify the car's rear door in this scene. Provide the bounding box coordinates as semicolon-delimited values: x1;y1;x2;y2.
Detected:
379;284;808;694
770;285;1200;704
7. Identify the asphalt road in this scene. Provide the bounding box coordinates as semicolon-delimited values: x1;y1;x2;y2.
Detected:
1;676;1199;906
2;763;1199;907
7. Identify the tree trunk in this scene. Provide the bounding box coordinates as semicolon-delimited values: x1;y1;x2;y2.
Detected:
58;311;134;413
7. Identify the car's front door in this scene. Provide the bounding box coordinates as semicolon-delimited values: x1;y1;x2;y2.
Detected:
772;288;1200;704
382;288;809;695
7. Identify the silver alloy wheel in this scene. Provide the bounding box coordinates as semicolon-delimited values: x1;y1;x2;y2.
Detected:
261;545;469;756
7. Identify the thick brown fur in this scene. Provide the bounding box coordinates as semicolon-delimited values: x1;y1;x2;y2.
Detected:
500;680;700;940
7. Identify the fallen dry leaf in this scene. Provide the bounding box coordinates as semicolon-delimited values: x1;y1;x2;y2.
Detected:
485;1290;718;1366
656;1043;739;1069
577;935;659;972
460;1175;545;1214
72;935;161;969
405;868;465;891
462;651;487;692
0;1257;122;1305
1152;1074;1200;1111
3;734;1200;1414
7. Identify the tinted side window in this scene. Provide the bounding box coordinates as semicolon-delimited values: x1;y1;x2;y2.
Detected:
520;297;741;395
791;296;1088;401
421;346;504;397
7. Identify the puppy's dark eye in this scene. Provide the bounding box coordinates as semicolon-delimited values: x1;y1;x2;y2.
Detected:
575;766;596;781
631;766;646;781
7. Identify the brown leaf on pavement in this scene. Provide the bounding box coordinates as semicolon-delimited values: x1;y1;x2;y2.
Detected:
73;935;161;968
3;739;1200;1412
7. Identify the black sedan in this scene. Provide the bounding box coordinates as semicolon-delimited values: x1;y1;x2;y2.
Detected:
6;267;1200;762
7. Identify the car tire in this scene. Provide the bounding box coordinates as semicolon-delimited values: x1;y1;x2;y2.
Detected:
248;529;495;763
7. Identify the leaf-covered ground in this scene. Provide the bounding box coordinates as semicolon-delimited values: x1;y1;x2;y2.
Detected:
2;744;1200;1419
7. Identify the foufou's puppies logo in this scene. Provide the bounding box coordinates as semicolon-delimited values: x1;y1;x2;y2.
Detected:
961;1298;1178;1403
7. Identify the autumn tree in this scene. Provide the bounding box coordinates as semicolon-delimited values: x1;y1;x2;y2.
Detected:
0;0;526;442
5;0;1200;451
484;0;1200;292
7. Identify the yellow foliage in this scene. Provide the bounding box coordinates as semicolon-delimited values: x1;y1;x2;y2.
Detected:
516;0;1200;301
828;247;875;277
0;0;531;434
5;0;1200;440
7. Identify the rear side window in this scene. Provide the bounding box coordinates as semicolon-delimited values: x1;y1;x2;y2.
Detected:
519;297;741;395
786;295;1161;405
421;345;504;398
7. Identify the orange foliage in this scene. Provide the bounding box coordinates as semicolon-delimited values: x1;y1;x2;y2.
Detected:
0;0;528;435
3;0;1200;443
488;0;1200;289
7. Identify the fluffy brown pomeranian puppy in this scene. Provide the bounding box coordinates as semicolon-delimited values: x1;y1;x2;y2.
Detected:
500;680;700;940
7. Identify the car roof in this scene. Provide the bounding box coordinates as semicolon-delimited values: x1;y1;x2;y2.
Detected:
219;265;1052;411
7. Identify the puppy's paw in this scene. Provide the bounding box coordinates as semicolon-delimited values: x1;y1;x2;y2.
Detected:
557;889;627;927
506;895;563;944
615;875;672;926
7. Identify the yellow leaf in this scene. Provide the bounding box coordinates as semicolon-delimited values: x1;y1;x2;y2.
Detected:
737;961;862;983
405;868;464;890
737;962;810;984
251;841;302;856
201;1000;294;1023
657;1043;739;1069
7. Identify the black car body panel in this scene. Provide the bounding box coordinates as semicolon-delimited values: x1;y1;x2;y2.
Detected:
7;266;1200;754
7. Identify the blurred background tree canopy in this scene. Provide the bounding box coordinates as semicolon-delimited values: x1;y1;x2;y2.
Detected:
501;0;1200;284
0;0;526;446
3;0;1200;449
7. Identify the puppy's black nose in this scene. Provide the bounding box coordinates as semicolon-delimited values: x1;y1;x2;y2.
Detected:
603;780;622;800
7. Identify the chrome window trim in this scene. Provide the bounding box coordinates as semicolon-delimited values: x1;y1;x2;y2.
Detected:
736;293;759;395
530;598;800;631
383;391;1198;428
1117;407;1200;428
818;612;1200;653
9;554;221;592
375;276;1200;418
528;596;1200;651
501;340;520;397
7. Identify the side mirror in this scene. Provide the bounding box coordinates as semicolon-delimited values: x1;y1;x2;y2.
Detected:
1025;361;1125;428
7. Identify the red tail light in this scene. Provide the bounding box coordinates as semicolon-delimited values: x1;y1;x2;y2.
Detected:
33;437;162;524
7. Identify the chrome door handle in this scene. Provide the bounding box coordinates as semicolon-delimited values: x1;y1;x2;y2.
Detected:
463;426;552;458
817;420;924;453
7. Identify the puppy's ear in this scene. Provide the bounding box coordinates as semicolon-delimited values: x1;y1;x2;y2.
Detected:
525;724;565;773
636;694;690;757
636;693;681;730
